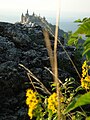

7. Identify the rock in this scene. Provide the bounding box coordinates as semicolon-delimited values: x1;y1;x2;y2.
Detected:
64;46;76;51
0;21;82;120
16;107;28;120
0;36;15;51
0;115;17;120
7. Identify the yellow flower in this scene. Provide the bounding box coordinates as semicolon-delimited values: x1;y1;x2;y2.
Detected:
85;76;90;82
81;80;84;88
81;61;90;90
26;89;39;119
48;93;57;113
82;61;87;69
28;109;33;119
26;89;34;97
48;93;64;114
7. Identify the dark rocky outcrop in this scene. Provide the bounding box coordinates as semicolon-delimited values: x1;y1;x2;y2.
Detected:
0;22;82;120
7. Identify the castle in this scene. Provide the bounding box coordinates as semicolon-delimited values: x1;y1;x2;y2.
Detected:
21;9;46;24
21;9;31;24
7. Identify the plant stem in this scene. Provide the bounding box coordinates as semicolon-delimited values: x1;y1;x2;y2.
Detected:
54;0;63;119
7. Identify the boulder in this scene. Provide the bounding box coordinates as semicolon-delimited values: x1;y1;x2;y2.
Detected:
0;22;82;119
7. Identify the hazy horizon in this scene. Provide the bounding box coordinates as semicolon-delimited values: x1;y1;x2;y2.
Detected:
0;12;89;32
0;0;90;21
0;10;90;23
0;0;90;32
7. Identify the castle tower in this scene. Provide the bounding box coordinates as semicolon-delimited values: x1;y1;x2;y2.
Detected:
21;13;24;23
27;9;29;15
25;9;30;24
23;16;26;23
43;16;46;21
21;9;30;24
26;17;30;24
32;12;35;16
25;9;29;17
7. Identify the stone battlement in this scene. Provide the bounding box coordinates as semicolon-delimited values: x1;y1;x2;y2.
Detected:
21;9;46;24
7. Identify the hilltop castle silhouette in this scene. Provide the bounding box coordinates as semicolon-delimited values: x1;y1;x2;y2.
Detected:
21;9;46;24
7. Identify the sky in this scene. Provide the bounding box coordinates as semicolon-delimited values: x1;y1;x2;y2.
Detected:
0;0;90;23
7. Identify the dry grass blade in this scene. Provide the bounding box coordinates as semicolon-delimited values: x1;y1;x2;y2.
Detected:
54;0;62;118
27;73;37;92
35;86;48;92
29;73;51;94
19;64;51;95
44;67;63;85
43;29;54;74
58;40;81;79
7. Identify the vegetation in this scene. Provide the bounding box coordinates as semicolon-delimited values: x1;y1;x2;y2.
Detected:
20;17;90;119
68;17;90;61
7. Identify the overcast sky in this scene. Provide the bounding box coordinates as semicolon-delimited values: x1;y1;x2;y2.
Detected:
0;0;90;23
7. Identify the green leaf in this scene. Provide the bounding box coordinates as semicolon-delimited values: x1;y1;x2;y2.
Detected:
64;96;79;114
76;111;86;117
82;37;90;60
75;86;84;93
64;92;90;114
83;48;90;56
86;35;90;37
82;18;89;23
85;50;90;60
83;37;90;46
74;19;82;23
84;43;90;51
86;117;90;120
68;18;90;46
75;21;90;35
68;38;78;45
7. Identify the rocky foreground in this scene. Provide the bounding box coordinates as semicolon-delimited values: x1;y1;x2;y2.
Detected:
0;22;82;120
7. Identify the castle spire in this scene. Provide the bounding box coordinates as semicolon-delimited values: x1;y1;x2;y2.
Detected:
27;9;29;15
21;13;24;23
22;13;24;17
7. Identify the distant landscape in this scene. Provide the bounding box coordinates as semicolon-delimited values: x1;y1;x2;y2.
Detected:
0;15;79;33
48;19;79;32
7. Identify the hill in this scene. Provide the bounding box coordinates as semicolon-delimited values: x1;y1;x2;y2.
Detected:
0;21;82;120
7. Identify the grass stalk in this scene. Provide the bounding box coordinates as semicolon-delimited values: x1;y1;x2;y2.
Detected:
43;0;64;119
54;0;62;119
43;30;54;74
